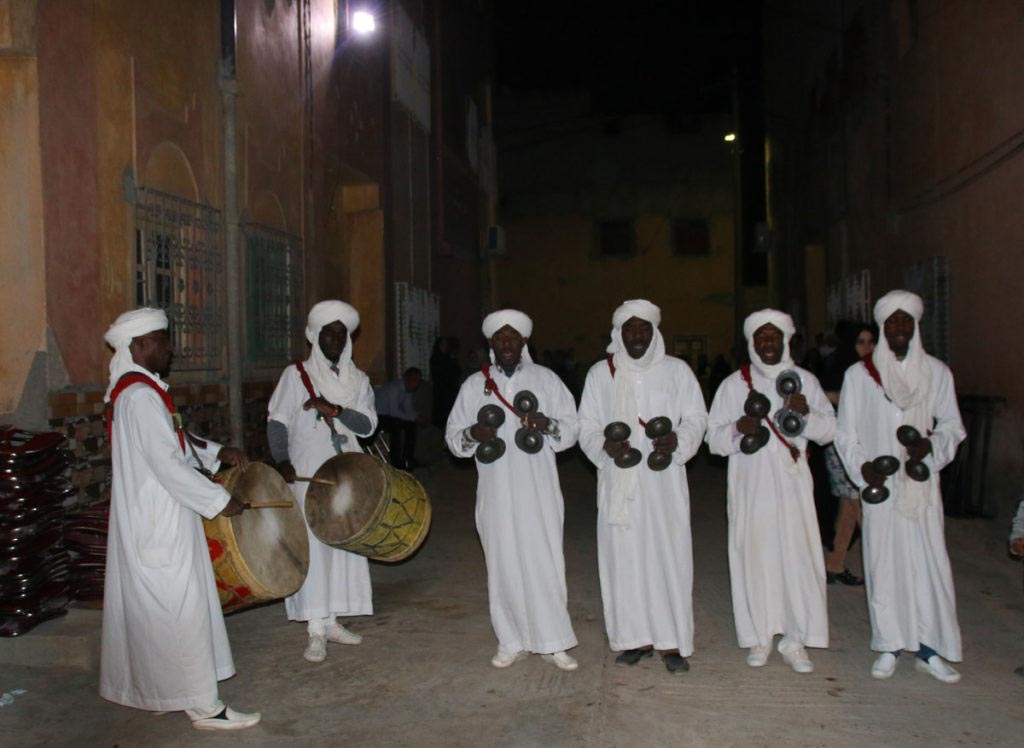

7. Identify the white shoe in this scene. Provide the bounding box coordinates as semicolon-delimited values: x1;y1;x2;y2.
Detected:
491;650;526;669
541;651;578;671
871;652;898;679
779;642;814;674
746;645;770;667
915;655;961;684
325;623;363;645
192;706;262;731
303;633;327;663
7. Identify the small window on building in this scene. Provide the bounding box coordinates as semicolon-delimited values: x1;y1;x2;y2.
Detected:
673;218;710;256
597;220;634;257
244;225;303;365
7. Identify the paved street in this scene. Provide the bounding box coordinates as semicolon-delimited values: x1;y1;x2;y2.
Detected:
2;451;1022;746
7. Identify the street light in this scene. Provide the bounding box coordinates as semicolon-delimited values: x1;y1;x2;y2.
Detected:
724;133;737;142
352;10;376;35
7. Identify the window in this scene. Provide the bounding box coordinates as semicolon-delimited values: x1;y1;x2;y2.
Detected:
673;218;711;256
596;220;634;257
245;225;302;364
135;188;224;371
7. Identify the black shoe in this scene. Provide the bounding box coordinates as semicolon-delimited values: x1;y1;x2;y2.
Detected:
662;652;690;673
615;647;654;666
826;569;864;586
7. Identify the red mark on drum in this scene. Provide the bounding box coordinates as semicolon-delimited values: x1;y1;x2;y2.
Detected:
207;537;225;562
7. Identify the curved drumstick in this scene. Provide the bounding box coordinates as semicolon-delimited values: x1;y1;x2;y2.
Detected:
293;476;336;486
248;501;295;509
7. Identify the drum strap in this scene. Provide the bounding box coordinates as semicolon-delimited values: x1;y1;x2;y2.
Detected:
741;364;800;462
294;359;318;401
294;359;347;452
861;356;884;389
106;373;185;454
604;355;648;429
481;364;520;416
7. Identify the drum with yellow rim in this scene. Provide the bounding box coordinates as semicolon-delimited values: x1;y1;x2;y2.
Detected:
203;463;310;612
304;452;431;562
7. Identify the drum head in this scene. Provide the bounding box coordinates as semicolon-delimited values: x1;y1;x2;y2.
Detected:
222;464;309;598
305;453;386;547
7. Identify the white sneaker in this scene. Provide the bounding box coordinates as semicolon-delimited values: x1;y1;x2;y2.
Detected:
192;706;262;731
303;633;327;663
491;650;526;669
915;655;961;684
746;644;770;667
325;623;363;645
779;642;814;674
871;652;898;679
541;651;578;671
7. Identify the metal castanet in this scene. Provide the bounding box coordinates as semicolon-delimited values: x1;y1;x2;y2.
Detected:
773;370;806;438
304;452;431;562
604;421;640;469
740;427;770;455
861;484;890;504
512;390;544;455
872;455;900;476
475;405;507;464
744;391;771;419
643;416;674;471
895;425;930;481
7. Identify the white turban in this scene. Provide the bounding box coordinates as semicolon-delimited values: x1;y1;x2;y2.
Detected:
743;309;795;379
482;309;533;365
871;290;931;518
605;299;667;526
103;308;168;401
304;300;363;406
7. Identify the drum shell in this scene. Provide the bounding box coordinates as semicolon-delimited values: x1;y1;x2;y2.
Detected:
203;463;310;613
305;453;432;562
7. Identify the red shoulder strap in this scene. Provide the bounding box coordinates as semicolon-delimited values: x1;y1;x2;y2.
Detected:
481;364;518;414
294;359;318;400
606;354;616;377
106;373;185;453
861;356;884;389
740;363;753;389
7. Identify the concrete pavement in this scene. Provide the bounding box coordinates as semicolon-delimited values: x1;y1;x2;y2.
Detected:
1;453;1022;746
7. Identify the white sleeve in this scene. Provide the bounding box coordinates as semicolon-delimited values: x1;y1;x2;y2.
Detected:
926;363;966;472
835;370;870;490
706;376;743;456
673;364;709;465
544;373;579;453
445;377;481;458
800;374;837;446
577;367;610;468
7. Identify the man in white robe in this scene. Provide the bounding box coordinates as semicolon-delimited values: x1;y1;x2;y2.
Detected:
100;308;260;731
835;290;966;683
707;309;836;673
578;300;707;673
268;300;377;662
445;309;580;670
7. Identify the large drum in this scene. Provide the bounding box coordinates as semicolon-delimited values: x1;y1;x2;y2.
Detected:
304;453;431;562
203;463;309;612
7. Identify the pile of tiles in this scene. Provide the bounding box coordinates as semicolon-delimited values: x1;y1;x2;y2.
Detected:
0;427;74;636
63;500;110;602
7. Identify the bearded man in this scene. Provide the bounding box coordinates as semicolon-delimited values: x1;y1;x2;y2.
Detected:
835;290;966;683
445;309;580;671
577;300;707;673
268;300;377;663
707;310;836;674
100;308;260;730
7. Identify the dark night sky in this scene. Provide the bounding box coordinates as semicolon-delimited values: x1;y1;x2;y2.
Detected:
495;0;763;115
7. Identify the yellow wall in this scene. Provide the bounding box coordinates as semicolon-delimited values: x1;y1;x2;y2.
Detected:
0;55;46;413
495;212;735;364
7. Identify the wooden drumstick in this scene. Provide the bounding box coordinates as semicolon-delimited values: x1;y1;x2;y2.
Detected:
293;476;336;486
247;501;295;509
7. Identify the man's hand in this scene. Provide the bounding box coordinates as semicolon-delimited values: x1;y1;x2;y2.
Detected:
217;447;249;470
470;423;499;443
652;431;678;454
603;438;631;459
906;437;932;462
303;396;340;418
276;460;297;483
523;412;550;433
786;393;809;416
861;461;885;486
737;415;762;435
1010;537;1024;557
220;496;249;517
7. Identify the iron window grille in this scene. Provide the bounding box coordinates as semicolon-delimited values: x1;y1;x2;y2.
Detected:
243;224;303;364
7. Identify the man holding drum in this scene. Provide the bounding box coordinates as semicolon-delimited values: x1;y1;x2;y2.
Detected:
706;309;836;674
835;290;966;683
268;300;378;663
445;309;581;671
577;300;707;674
100;308;260;731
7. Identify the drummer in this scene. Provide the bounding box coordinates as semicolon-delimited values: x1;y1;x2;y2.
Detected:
100;308;260;730
445;309;581;671
268;300;378;663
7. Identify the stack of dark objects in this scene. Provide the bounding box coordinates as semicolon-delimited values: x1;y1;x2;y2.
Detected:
0;426;74;636
63;500;110;603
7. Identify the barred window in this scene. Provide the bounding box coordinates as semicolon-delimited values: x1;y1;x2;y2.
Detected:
135;188;224;371
244;225;303;364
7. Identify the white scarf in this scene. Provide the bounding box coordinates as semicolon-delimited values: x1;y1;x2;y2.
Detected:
743;309;795;379
606;300;665;527
103;307;168;402
304;300;363;406
482;309;534;366
872;290;931;518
